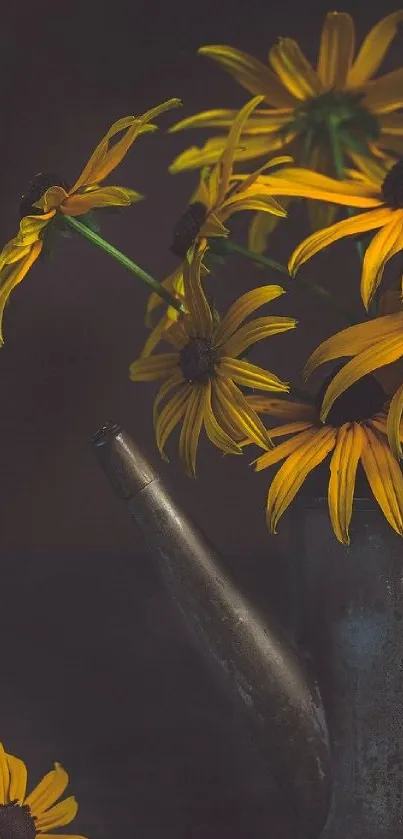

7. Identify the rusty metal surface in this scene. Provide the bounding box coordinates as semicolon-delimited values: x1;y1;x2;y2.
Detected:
292;498;403;839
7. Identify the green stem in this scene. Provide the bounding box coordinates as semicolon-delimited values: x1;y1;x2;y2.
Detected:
224;239;359;325
63;215;185;313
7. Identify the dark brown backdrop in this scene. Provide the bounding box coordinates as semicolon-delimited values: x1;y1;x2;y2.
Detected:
0;1;400;836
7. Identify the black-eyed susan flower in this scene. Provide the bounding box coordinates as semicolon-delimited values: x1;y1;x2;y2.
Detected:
302;309;403;462
170;96;289;259
142;96;289;357
0;98;180;345
129;242;296;476
169;11;403;249
286;153;403;310
249;373;403;544
0;741;86;839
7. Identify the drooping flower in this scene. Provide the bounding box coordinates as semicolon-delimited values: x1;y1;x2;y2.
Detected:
286;153;403;310
170;96;288;258
249;372;403;544
142;96;289;356
0;98;180;345
169;11;403;249
0;740;87;839
129;242;296;476
303;309;403;461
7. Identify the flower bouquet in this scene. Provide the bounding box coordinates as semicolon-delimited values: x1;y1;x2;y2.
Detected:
2;10;403;838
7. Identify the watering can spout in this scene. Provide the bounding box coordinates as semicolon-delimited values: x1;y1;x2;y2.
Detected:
92;423;331;837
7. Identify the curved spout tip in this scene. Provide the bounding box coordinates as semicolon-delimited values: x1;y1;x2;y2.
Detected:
91;422;122;447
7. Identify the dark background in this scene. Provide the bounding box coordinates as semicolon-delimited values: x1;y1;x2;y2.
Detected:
0;1;400;836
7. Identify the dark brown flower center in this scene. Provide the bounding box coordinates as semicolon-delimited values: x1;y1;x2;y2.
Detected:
170;202;207;258
316;367;386;426
179;337;216;383
19;173;69;218
381;159;403;209
0;802;36;839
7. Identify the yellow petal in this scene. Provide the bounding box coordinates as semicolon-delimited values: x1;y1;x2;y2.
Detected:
319;334;403;423
215;284;285;346
213;376;273;450
199;214;229;238
304;312;403;380
183;245;213;338
60;186;142;215
153;372;184;426
169;108;292;134
221;315;297;357
129;353;179;381
254;426;318;470
220;193;287;220
360;213;403;310
378;113;403;136
26;763;69;817
267;420;315;438
266;426;336;533
246;395;316;421
141;313;173;358
198;45;298;107
347;11;403;89
253;167;380;205
0;239;43;346
146;266;184;320
169;133;291;174
289;207;394;277
317;12;355;89
218;357;289;392
154;384;191;457
328;422;364;544
203;379;243;454
269;38;322;101
39;835;88;839
0;213;54;271
360;425;403;535
71;99;181;191
178;385;205;476
35;796;78;831
344;151;386;187
387;382;403;460
363;67;403;115
217;96;265;205
379;134;403;156
6;753;27;804
0;743;10;804
247;204;290;253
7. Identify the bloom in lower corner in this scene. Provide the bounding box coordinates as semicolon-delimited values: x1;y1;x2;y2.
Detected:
169;11;403;249
0;741;87;839
248;373;403;544
129;243;296;476
0;98;181;345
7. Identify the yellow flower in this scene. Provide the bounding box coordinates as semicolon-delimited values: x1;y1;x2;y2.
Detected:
0;741;86;839
286;153;403;310
129;243;296;476
169;11;403;249
0;98;180;345
303;311;403;461
249;380;403;544
170;96;288;258
142;96;289;357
